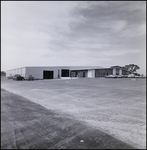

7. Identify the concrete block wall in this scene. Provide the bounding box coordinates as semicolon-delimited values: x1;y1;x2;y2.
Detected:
6;68;26;77
26;67;60;79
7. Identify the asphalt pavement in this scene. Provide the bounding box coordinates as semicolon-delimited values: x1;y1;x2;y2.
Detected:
1;88;136;149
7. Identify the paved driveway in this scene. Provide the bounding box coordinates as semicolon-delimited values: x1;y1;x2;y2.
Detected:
1;89;135;149
1;77;146;148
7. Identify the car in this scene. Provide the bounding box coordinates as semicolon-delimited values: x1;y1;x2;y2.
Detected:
105;75;117;78
116;75;122;78
7;76;13;79
25;75;34;81
122;75;128;78
128;74;135;78
13;74;25;81
135;76;140;78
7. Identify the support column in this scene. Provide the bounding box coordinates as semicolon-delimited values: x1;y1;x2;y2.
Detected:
113;68;116;75
119;69;122;75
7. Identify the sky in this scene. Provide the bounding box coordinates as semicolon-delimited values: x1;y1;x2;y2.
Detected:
1;1;146;75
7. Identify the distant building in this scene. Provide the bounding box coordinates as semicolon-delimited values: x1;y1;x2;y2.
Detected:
5;66;131;79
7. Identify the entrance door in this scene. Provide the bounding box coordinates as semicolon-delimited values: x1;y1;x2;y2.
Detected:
43;71;54;79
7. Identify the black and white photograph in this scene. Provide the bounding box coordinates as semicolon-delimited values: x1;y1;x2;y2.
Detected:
1;1;146;149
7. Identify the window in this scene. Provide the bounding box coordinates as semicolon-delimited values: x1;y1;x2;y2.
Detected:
116;68;119;75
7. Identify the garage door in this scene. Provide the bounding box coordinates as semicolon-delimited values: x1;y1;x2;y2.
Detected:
43;71;54;79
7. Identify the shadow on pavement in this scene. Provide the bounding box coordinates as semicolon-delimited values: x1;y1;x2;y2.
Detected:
1;88;136;149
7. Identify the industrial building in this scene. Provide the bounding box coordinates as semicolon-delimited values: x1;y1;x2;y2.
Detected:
5;66;131;79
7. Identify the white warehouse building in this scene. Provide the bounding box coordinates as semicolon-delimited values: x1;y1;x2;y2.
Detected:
5;66;103;79
6;66;130;79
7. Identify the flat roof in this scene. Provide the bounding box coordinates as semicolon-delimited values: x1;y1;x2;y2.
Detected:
6;66;104;71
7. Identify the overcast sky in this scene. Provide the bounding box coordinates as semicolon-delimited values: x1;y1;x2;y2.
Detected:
1;1;146;74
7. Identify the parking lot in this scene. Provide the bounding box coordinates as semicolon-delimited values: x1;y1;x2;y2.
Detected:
2;88;136;149
1;77;146;149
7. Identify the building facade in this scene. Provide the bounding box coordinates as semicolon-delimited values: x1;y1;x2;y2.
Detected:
5;66;130;79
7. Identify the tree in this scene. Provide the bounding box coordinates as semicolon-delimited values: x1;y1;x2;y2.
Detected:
1;71;6;76
123;64;140;74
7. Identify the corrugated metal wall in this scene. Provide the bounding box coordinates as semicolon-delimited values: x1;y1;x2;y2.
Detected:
6;67;26;77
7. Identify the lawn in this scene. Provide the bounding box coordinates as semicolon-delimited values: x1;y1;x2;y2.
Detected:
1;77;146;149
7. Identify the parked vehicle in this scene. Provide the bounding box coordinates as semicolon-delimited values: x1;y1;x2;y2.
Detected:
135;75;140;78
116;75;122;78
7;76;13;79
128;74;135;78
25;75;34;81
13;74;25;81
122;75;128;78
105;75;117;78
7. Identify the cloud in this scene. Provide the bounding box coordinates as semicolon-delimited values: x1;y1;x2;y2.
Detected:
1;1;146;74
